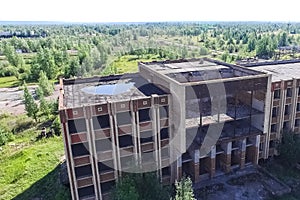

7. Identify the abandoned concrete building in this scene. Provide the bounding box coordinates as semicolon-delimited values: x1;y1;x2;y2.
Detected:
58;58;299;200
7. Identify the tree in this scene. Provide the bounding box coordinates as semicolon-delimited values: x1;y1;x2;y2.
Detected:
38;71;54;97
39;96;51;118
113;174;139;200
174;177;195;200
113;172;170;200
23;83;38;122
278;131;300;167
278;32;288;47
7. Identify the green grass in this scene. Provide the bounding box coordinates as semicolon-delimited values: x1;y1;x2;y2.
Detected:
0;114;70;200
102;54;163;75
0;76;19;88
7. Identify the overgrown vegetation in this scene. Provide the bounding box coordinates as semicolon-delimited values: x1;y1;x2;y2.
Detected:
278;131;300;167
0;113;70;200
113;172;171;200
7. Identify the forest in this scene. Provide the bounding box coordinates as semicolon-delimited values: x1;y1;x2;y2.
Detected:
1;22;300;84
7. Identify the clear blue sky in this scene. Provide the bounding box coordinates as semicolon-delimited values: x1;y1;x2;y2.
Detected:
1;0;300;22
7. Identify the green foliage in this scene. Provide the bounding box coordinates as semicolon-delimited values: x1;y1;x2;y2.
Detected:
278;131;300;167
39;96;51;118
114;174;139;200
37;71;54;97
256;36;277;59
174;177;195;200
23;83;38;122
113;172;170;200
0;127;14;146
51;116;61;136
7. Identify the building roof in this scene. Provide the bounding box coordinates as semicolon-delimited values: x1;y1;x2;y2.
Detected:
251;61;300;82
61;73;167;108
140;58;266;85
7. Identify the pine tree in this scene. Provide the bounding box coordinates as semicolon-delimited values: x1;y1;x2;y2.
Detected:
23;84;38;122
38;71;54;97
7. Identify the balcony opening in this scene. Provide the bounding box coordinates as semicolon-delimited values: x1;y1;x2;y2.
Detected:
160;128;169;140
68;118;87;134
71;142;90;157
98;160;114;174
140;130;153;144
78;186;95;199
139;108;151;122
295;119;300;127
159;106;169;119
274;89;280;99
284;105;290;115
92;115;110;129
116;112;132;125
119;135;133;148
271;124;277;133
101;180;115;194
96;139;112;152
286;88;292;97
272;107;278;118
75;164;93;179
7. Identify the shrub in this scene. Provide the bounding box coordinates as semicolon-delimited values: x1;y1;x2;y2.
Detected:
0;127;14;146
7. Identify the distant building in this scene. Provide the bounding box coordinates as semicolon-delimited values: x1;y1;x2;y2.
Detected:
59;58;300;200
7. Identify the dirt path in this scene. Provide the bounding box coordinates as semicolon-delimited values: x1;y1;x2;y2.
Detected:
0;85;60;115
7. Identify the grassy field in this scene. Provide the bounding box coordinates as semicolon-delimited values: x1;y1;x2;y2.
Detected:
102;54;162;75
0;114;70;200
0;76;20;88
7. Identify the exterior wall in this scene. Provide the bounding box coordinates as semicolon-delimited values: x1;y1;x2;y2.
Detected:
267;78;300;157
60;95;170;200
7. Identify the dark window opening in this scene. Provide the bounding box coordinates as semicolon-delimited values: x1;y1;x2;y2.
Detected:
286;88;292;97
271;124;277;133
116;112;132;125
295;119;300;127
71;142;90;157
75;165;92;178
284;105;290;115
159;106;169;119
95;139;112;152
140;130;153;144
101;180;115;194
272;107;278;117
139;108;151;122
283;121;289;131
274;90;280;99
119;135;133;148
160;128;169;140
78;186;95;198
297;103;300;112
98;160;114;173
92;115;110;129
162;166;170;176
68;118;87;134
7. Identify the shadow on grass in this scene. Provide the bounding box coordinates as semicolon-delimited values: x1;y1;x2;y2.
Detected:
13;164;71;200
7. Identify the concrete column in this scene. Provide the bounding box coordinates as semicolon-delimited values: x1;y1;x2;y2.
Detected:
193;149;200;182
221;142;232;173
177;157;182;180
253;135;261;165
240;139;247;169
210;146;216;178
